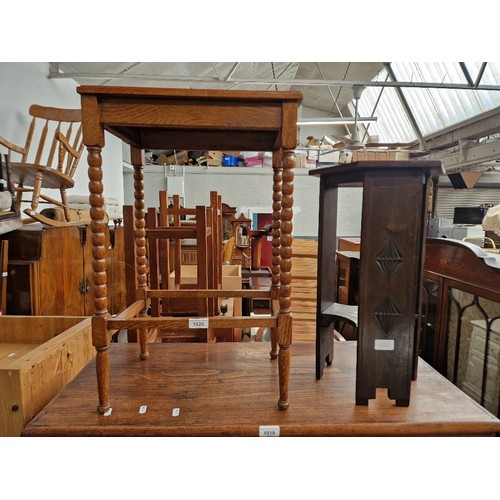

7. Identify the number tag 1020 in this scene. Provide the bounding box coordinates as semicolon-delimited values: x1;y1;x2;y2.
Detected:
189;318;209;329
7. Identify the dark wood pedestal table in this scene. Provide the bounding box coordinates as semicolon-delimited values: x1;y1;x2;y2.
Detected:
77;86;303;413
310;160;443;406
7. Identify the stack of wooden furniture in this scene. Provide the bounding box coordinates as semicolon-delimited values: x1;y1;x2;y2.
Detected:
124;190;247;343
290;239;318;342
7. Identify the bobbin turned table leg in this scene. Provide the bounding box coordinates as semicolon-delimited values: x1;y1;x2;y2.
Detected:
93;316;110;414
132;149;149;360
87;145;111;414
277;150;294;410
270;151;282;360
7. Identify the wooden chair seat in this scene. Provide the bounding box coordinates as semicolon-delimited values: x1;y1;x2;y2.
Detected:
9;163;75;189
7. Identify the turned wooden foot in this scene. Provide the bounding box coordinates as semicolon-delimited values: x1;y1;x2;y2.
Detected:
278;399;289;411
97;403;111;414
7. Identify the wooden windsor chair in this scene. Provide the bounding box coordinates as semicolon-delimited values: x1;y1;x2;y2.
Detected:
0;104;84;226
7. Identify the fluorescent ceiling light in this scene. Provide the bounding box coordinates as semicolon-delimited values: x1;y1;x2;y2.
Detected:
297;117;377;126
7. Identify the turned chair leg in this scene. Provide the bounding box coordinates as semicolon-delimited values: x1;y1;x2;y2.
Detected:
30;172;43;214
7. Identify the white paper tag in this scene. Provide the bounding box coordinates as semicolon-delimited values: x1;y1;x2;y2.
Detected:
139;405;147;414
103;408;113;417
259;425;280;437
2;272;7;278
374;339;395;351
172;408;180;417
189;318;209;329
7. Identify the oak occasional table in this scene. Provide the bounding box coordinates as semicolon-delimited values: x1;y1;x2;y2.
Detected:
310;160;444;407
77;86;303;413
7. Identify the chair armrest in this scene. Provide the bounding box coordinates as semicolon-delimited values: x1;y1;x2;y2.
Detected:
57;131;81;158
0;135;25;155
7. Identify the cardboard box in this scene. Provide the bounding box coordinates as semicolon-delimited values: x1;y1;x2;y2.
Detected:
352;150;410;162
155;150;189;165
294;151;307;168
207;151;223;159
240;151;259;159
244;155;262;167
0;316;94;436
319;150;341;163
339;151;353;163
261;152;273;168
306;136;322;147
198;151;224;167
169;264;242;293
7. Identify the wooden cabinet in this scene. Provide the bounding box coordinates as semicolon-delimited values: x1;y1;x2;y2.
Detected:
338;237;361;252
1;223;125;316
106;225;127;316
335;250;360;306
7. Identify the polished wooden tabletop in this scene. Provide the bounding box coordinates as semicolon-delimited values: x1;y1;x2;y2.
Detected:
22;341;500;437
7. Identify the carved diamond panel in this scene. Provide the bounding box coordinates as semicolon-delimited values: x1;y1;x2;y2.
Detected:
374;297;401;336
376;239;406;278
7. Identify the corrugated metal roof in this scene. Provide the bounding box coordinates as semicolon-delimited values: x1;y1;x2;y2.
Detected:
358;62;500;144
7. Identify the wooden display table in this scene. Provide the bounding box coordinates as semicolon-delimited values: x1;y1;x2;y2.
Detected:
21;341;500;437
77;86;302;413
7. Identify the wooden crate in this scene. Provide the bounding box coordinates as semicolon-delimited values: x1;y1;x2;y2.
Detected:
0;316;94;436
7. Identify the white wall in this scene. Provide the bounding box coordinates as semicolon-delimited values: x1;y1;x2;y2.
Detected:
0;62;124;206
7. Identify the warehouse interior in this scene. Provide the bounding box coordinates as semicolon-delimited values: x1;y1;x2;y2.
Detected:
1;8;499;498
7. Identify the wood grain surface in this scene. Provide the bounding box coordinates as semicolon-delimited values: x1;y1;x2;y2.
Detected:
22;341;500;437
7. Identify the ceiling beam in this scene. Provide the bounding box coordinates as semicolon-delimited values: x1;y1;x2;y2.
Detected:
48;66;500;92
315;62;351;135
385;63;426;150
459;62;488;88
425;137;500;171
413;106;500;151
